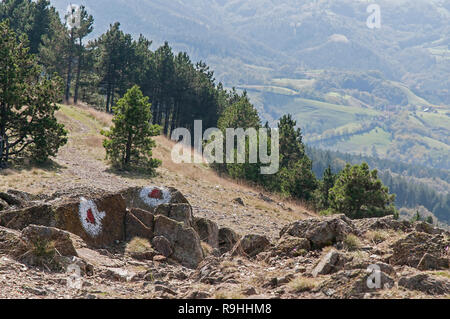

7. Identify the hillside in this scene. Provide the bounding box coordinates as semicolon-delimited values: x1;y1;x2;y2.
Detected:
49;0;450;170
0;103;312;240
0;105;449;300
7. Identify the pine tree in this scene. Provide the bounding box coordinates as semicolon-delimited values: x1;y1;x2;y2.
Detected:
101;85;161;172
329;163;397;219
0;21;67;168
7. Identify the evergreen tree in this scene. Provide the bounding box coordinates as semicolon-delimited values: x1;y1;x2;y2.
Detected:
101;85;161;172
0;21;67;168
329;163;397;219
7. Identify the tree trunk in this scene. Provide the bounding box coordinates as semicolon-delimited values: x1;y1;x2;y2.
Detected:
0;103;7;168
73;37;83;105
125;131;132;166
65;29;75;103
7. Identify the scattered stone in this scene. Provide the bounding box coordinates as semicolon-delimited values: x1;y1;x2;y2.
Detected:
242;287;257;296
353;215;411;233
311;250;346;277
233;198;245;206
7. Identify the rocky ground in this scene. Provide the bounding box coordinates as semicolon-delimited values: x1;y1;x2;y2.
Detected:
0;104;449;299
0;186;449;299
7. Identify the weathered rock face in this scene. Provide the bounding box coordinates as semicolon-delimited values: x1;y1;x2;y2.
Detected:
280;215;357;249
0;226;27;257
231;234;271;258
311;250;347;277
353;215;411;233
194;217;219;249
390;232;449;270
124;210;153;241
153;215;204;268
21;225;84;257
154;204;193;227
218;227;240;254
0;190;39;209
398;273;450;295
272;236;311;257
120;186;188;212
152;236;173;257
0;192;127;248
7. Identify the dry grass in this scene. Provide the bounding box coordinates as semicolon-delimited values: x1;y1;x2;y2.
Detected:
343;234;361;251
365;230;389;244
287;276;319;293
125;237;152;255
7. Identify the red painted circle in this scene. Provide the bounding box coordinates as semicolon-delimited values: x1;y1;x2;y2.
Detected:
148;189;162;199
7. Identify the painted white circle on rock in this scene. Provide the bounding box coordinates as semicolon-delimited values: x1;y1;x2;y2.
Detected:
79;197;106;237
139;186;172;208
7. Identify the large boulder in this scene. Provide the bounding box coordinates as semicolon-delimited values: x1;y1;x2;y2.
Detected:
154;203;193;227
398;273;450;295
218;227;241;254
0;191;127;248
231;234;271;258
0;226;27;257
124;209;154;241
280;215;357;249
353;215;411;233
390;232;449;270
153;215;204;268
194;217;219;249
120;186;188;212
272;235;311;257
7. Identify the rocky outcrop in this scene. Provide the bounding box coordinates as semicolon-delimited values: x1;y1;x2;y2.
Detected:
231;234;271;258
120;186;188;212
152;236;173;257
398;273;450;295
218;227;240;254
390;232;449;270
124;210;153;241
272;236;310;257
353;215;412;233
280;215;357;249
154;203;193;227
0;191;127;248
153;215;204;268
194;217;219;249
0;226;27;257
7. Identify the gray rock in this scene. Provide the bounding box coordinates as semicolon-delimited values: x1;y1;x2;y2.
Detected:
231;234;271;258
218;227;240;254
398;273;450;295
155;203;193;227
153;215;204;268
390;232;449;270
194;217;219;249
152;236;173;257
312;250;346;277
280;215;357;249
